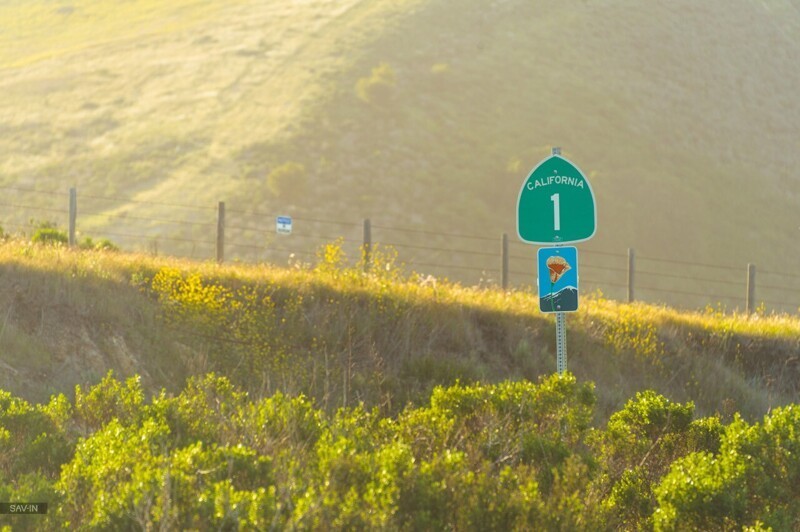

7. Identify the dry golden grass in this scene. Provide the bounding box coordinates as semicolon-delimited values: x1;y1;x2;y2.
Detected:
0;238;797;422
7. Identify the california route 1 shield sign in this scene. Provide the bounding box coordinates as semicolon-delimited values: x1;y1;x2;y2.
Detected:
517;154;596;245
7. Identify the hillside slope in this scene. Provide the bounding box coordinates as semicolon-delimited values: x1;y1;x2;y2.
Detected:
1;0;799;305
0;241;797;422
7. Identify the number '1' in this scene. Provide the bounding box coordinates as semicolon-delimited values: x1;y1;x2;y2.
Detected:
550;193;561;231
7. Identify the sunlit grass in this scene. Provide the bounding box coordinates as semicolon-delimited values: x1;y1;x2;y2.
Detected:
4;237;797;330
0;0;238;69
0;237;797;419
582;295;800;341
3;237;797;342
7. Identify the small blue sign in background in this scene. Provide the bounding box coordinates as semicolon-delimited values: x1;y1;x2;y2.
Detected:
537;246;579;313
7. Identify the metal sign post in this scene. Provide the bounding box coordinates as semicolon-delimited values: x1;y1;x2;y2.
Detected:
556;312;567;374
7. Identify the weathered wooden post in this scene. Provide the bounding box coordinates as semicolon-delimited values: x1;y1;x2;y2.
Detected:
363;218;372;273
501;233;509;290
68;187;77;247
627;248;635;303
746;263;756;314
216;201;225;263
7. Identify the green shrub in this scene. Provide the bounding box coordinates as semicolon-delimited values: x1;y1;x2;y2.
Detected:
589;391;720;529
169;373;247;445
0;391;72;479
167;443;277;529
79;236;119;251
390;375;597;529
654;406;800;530
4;367;799;529
58;417;171;529
31;226;67;246
355;62;396;106
0;471;61;531
292;376;591;531
74;371;145;432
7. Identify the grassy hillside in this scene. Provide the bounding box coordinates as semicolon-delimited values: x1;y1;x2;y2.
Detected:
1;239;799;528
0;239;797;423
1;0;799;311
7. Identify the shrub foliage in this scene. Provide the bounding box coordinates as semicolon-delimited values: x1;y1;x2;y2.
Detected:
1;372;799;530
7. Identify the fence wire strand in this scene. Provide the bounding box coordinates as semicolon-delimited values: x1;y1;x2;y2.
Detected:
1;188;798;313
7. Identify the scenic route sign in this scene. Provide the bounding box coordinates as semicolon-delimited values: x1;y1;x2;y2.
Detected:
537;246;579;313
517;153;596;245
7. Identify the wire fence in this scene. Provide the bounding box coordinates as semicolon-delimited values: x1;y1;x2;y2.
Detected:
1;185;798;315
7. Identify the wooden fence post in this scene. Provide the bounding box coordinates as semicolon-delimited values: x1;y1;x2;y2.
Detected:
363;218;372;273
627;248;635;303
69;187;77;247
216;201;225;264
501;233;509;290
746;263;756;314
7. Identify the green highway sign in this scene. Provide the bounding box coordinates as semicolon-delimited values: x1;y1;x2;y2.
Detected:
517;153;597;245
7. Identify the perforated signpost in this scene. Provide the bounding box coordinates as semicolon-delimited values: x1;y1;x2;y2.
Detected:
517;148;596;374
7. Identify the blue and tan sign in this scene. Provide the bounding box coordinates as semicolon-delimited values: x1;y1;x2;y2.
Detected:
537;246;579;313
